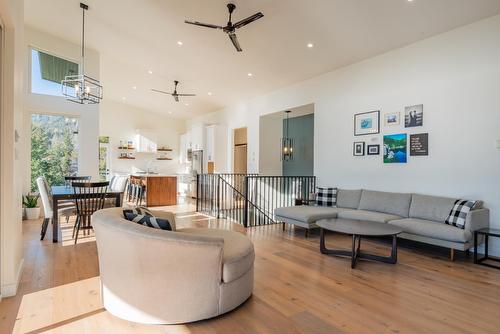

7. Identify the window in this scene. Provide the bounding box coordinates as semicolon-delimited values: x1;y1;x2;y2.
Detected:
31;114;79;191
31;49;79;97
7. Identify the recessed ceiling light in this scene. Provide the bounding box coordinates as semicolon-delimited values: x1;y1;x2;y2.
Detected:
208;92;212;96
122;97;126;101
177;41;183;46
168;111;172;114
148;70;153;74
247;73;253;77
184;103;189;106
132;86;137;90
307;43;314;48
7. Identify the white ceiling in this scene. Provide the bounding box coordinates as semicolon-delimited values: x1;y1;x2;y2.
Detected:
25;0;500;119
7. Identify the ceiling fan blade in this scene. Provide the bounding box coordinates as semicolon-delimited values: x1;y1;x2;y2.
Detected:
174;95;179;102
176;94;196;97
185;20;223;29
151;89;173;95
229;33;243;52
233;12;264;29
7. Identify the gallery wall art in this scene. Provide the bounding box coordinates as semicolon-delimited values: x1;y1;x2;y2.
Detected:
410;133;429;156
383;133;407;163
384;112;400;126
367;144;380;155
353;142;365;156
354;111;380;136
405;104;423;128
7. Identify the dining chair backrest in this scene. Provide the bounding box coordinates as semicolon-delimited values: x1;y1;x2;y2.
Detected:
65;176;91;187
110;175;128;193
72;182;109;217
36;176;53;218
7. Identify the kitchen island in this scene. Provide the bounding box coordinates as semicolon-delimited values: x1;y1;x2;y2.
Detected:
130;174;177;206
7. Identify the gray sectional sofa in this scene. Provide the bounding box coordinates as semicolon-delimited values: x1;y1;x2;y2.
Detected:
274;189;489;256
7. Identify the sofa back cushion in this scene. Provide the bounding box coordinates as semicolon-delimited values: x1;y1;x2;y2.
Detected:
409;194;456;222
336;189;362;209
358;190;412;217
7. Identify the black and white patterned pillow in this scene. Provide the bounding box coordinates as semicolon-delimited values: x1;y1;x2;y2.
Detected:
445;199;477;229
316;187;338;207
124;212;173;231
123;206;154;219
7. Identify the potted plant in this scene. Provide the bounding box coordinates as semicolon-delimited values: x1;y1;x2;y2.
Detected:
23;194;40;220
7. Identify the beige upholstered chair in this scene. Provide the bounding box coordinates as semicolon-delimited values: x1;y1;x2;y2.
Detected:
92;207;254;324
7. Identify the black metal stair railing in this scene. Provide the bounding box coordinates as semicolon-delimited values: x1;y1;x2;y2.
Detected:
196;173;316;227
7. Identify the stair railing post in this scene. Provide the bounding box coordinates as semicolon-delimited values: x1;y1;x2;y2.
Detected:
244;176;249;228
196;174;200;212
216;175;221;219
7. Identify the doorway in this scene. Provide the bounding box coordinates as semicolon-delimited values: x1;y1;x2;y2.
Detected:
233;127;247;174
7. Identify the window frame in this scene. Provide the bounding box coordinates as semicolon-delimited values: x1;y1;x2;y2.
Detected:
28;46;81;98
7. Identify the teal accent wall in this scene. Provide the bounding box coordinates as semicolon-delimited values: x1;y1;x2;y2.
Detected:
283;113;314;176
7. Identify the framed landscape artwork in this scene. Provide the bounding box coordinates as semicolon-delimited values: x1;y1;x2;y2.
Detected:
367;144;380;155
354;111;380;136
384;112;400;126
383;134;407;163
405;104;423;128
353;142;365;156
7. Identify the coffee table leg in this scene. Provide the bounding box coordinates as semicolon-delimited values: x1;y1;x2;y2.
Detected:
391;235;398;263
351;235;361;269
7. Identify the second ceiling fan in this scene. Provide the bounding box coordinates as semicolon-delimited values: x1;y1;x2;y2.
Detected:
185;3;264;52
151;81;196;102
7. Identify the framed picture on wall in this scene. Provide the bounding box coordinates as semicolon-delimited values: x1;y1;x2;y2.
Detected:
405;104;423;128
353;142;365;156
384;112;400;126
383;133;407;163
367;144;380;155
354;110;380;136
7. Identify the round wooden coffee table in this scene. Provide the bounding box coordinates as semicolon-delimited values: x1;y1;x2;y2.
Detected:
317;218;403;268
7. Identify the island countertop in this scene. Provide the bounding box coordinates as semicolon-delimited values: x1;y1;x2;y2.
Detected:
129;175;177;206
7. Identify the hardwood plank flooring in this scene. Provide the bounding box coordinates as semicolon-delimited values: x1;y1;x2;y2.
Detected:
1;206;500;333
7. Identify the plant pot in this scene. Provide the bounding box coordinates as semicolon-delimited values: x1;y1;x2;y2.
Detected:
25;207;40;220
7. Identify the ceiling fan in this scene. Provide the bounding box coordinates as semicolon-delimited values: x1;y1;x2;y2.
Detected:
151;81;196;102
185;3;264;52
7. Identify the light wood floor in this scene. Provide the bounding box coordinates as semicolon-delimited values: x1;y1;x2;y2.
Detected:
1;205;500;333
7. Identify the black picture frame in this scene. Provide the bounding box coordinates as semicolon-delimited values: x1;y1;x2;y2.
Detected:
354;110;380;136
367;144;380;155
353;142;365;156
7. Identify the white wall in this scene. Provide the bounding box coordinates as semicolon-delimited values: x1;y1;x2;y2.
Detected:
0;0;25;298
23;27;100;193
99;99;186;175
188;15;500;255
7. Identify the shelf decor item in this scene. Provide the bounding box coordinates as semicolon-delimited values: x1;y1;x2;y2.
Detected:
354;110;380;136
383;134;407;163
23;194;40;220
353;142;365;156
62;3;103;104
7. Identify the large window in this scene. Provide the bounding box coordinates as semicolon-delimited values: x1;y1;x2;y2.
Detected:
31;114;79;191
31;48;79;97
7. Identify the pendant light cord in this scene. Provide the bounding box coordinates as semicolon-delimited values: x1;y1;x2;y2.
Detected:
81;4;86;75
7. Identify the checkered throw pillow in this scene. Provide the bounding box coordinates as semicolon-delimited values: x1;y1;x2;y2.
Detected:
123;206;154;218
445;199;477;229
124;212;173;231
316;187;338;207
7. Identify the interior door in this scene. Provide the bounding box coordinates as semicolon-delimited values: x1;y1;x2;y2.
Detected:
234;144;247;174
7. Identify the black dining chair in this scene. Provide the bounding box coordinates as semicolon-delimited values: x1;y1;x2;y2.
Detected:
72;181;109;244
65;176;91;187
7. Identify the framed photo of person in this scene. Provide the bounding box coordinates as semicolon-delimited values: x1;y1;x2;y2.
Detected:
367;144;380;155
353;142;365;156
354;111;380;136
384;112;400;126
405;104;423;128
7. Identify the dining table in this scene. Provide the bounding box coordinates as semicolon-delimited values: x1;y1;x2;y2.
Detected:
51;185;123;243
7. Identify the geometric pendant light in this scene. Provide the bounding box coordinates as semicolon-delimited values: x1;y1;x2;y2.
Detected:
62;3;103;104
281;110;294;161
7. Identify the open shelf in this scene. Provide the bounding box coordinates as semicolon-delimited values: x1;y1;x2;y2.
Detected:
118;157;136;160
156;158;173;161
157;148;173;152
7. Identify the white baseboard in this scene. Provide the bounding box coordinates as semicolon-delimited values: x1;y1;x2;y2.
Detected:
1;258;24;298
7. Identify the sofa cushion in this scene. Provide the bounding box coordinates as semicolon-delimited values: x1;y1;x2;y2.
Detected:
336;189;362;209
275;206;345;224
179;228;254;283
409;194;456;222
389;218;472;243
337;210;402;223
358;190;412;217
